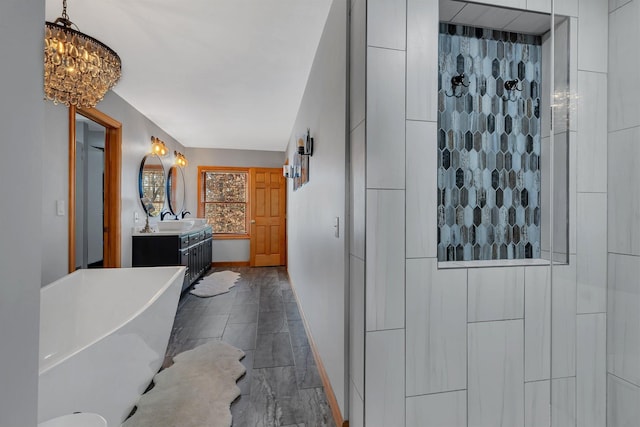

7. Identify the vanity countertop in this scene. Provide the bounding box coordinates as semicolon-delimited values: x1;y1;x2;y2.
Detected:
132;224;212;237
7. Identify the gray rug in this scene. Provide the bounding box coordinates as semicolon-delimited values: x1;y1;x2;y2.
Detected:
122;341;246;427
190;270;240;297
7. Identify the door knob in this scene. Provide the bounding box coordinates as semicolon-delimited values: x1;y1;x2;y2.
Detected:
251;220;256;224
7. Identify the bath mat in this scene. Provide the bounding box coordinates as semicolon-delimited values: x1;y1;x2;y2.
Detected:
122;341;245;427
190;270;240;297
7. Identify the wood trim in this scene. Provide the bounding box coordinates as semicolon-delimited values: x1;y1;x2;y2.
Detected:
69;106;122;272
197;165;251;234
211;261;250;268
68;107;76;273
287;273;346;427
212;234;250;240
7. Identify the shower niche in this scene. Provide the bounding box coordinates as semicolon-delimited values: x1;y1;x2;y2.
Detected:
437;2;571;264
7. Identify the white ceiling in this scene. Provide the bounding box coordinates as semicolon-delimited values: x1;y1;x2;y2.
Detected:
440;0;550;34
45;0;332;152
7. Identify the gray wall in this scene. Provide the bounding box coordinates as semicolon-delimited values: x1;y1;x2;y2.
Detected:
183;147;284;262
0;0;44;425
42;91;186;285
608;0;640;424
354;0;608;426
286;0;348;415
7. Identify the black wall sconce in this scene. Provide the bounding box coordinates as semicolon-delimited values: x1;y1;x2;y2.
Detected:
297;128;314;156
503;79;523;101
446;73;468;98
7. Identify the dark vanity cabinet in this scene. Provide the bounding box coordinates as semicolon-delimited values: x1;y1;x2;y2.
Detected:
132;226;213;292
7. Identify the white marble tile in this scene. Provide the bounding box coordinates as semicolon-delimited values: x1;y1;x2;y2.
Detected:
525;380;551;427
350;255;365;396
576;313;606;427
609;1;640;132
578;0;608;72
365;329;405;427
577;71;607;193
540;136;550;253
525;265;551;381
576;193;606;314
406;390;466;427
406;0;438;122
552;377;576;427
464;0;526;9
552;256;577;378
468;320;524;427
468;267;524;322
555;0;579;16
350;0;365;131
349;379;364;427
366;190;405;331
526;0;551;13
608;253;640;385
350;122;365;259
610;0;632;12
406;120;437;259
541;35;551;140
406;258;466;395
367;0;405;50
608;127;640;256
569;18;578;132
607;374;640;427
367;46;406;189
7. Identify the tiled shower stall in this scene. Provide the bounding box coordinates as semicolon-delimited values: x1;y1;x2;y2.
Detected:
349;0;613;425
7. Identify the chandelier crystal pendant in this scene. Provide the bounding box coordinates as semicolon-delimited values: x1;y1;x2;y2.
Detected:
44;0;121;108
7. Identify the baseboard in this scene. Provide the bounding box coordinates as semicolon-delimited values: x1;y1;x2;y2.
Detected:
287;271;346;427
211;261;250;267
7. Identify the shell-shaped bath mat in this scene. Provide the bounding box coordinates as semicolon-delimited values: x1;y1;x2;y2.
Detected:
190;270;240;298
122;341;245;427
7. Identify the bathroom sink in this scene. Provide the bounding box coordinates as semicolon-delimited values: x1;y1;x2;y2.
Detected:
157;220;194;232
189;218;209;227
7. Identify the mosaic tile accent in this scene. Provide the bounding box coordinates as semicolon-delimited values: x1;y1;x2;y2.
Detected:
437;23;542;262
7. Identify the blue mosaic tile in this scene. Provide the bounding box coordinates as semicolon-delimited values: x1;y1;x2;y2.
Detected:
438;23;542;262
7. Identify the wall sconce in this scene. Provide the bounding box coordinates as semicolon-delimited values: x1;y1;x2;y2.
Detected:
503;79;523;101
297;128;314;156
446;74;468;98
150;136;168;156
174;151;188;167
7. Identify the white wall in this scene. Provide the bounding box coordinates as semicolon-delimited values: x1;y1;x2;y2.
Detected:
286;0;348;416
183;147;283;262
608;0;640;424
357;0;608;426
0;1;44;425
42;91;186;284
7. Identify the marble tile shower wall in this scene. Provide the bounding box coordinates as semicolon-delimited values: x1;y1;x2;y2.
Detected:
437;24;542;262
357;0;608;427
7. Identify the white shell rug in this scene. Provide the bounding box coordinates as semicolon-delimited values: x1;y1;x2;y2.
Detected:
122;341;246;427
190;270;240;297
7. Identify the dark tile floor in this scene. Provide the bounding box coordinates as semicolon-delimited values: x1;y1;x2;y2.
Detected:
164;266;336;427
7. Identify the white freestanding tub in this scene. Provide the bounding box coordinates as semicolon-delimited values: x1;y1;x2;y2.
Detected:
38;266;186;426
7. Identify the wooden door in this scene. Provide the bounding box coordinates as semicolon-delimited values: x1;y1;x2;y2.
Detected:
250;168;286;266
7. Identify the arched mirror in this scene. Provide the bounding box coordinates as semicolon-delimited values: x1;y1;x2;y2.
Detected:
167;165;185;216
138;153;166;217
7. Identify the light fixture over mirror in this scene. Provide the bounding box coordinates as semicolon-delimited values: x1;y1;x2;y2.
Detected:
44;0;121;108
174;151;188;167
150;136;168;157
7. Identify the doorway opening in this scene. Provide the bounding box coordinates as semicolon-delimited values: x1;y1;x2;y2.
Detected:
68;106;122;272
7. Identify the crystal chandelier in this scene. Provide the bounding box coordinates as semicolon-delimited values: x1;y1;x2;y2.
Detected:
44;0;121;108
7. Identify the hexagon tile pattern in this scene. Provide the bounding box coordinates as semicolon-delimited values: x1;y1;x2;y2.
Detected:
437;24;542;262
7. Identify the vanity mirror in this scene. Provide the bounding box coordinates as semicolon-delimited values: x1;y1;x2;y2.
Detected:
166;165;186;216
138;153;166;217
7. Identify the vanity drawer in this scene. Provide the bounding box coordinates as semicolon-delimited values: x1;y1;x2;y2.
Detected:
180;235;190;248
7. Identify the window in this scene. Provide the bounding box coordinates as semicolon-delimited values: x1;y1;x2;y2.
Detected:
198;167;249;238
